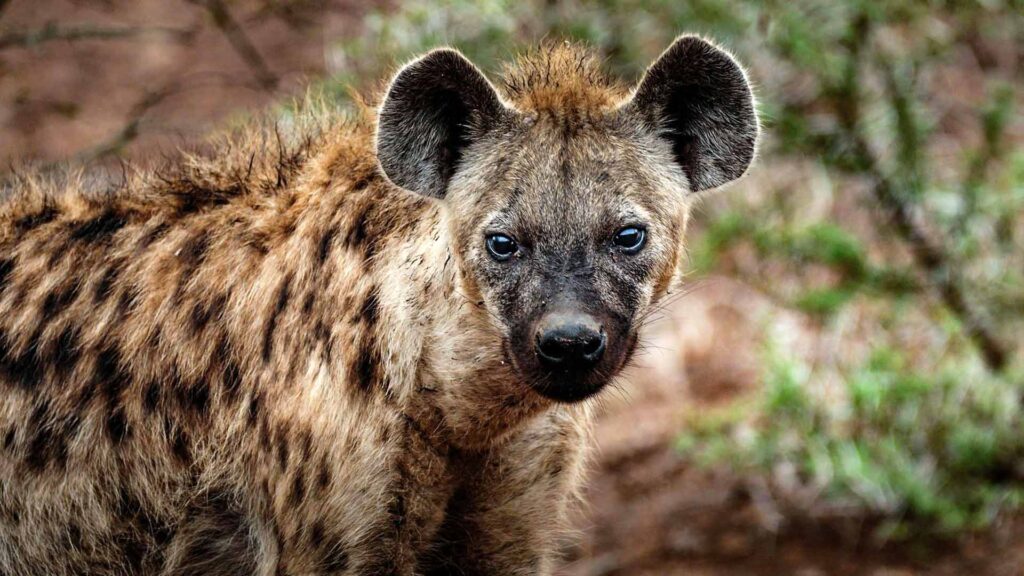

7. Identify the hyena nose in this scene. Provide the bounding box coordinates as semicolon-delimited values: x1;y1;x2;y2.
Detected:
535;312;606;369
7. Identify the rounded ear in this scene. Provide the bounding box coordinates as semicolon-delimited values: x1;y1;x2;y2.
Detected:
376;49;507;198
625;35;759;192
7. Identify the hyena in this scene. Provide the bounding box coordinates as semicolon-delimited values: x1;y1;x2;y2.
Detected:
0;36;757;575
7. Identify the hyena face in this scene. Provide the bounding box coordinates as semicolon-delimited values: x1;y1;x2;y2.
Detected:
377;37;758;402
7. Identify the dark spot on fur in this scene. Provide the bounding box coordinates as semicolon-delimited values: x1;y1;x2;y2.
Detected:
0;328;43;390
113;493;152;570
3;427;15;450
24;428;54;472
302;291;316;316
263;274;291;363
343;202;378;260
116;491;142;521
120;492;175;546
190;302;211;334
0;257;14;292
315;320;332;362
136;222;170;251
116;285;141;317
24;402;78;471
52;324;81;377
175;233;210;300
247;392;262;426
548;447;566;477
172;489;257;573
69;210;127;243
389;491;406;532
350;333;380;393
42;278;81;321
289;474;306;506
14;206;58;231
93;346;134;446
0;499;21;526
67;521;85;549
223;360;242;403
143;381;161;415
359;287;380;327
107;408;129;443
246;230;272;255
180;233;210;266
176;380;210;416
96;346;130;404
190;293;228;335
317;225;338;265
170;425;191;464
309;521;325;548
258;419;272;448
277;435;290;469
167;180;237;216
146;514;176;547
93;263;121;304
316;459;331;493
322;545;350;572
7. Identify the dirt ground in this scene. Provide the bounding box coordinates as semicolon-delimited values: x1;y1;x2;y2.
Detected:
2;1;1021;574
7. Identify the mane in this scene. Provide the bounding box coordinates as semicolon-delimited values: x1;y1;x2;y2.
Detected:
0;94;377;239
498;42;629;116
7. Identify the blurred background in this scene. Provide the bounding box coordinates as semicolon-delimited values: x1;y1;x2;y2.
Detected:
2;0;1023;573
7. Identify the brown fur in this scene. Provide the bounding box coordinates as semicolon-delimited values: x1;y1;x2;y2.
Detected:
0;38;756;575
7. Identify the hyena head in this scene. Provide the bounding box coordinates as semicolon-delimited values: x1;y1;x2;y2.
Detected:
376;36;758;403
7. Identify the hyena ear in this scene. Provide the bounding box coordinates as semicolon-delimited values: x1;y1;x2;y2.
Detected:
376;48;507;198
625;35;759;192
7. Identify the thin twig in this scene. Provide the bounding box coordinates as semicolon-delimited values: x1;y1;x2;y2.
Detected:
835;14;1010;372
0;23;193;50
72;82;183;165
188;0;279;91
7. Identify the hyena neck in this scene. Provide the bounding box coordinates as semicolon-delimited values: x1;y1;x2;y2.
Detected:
382;207;553;451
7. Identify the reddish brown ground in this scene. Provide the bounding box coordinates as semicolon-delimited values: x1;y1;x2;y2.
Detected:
2;2;1021;574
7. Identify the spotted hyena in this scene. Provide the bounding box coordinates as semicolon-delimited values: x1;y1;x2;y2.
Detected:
0;36;757;575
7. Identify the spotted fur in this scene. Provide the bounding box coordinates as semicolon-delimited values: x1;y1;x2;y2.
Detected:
0;36;757;575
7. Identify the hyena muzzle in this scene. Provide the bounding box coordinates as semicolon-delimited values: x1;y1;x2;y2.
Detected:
0;35;757;575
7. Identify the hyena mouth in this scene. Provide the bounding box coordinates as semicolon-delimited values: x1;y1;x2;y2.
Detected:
502;321;635;403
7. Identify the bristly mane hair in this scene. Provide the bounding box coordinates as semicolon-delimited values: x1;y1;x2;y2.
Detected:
498;41;629;115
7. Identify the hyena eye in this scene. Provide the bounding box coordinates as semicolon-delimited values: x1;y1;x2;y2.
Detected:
612;226;646;253
486;233;519;261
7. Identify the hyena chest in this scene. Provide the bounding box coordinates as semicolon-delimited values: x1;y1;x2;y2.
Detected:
269;413;461;575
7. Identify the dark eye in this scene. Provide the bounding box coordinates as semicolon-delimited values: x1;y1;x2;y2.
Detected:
486;233;519;261
612;226;646;253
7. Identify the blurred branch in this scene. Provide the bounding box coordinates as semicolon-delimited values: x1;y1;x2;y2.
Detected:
957;85;1014;236
72;82;182;165
187;0;279;91
0;23;193;50
834;15;1010;372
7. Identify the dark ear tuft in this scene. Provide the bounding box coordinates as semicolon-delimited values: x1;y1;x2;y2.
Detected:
376;49;506;198
627;36;758;192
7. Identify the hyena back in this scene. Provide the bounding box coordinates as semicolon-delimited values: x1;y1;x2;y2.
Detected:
0;36;757;575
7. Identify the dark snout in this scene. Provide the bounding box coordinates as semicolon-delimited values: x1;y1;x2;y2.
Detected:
526;308;613;402
535;311;606;369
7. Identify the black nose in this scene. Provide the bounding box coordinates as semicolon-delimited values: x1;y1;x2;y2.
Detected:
535;312;606;369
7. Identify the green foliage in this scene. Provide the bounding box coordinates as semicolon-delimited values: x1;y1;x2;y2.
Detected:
692;213;918;317
680;346;1024;538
